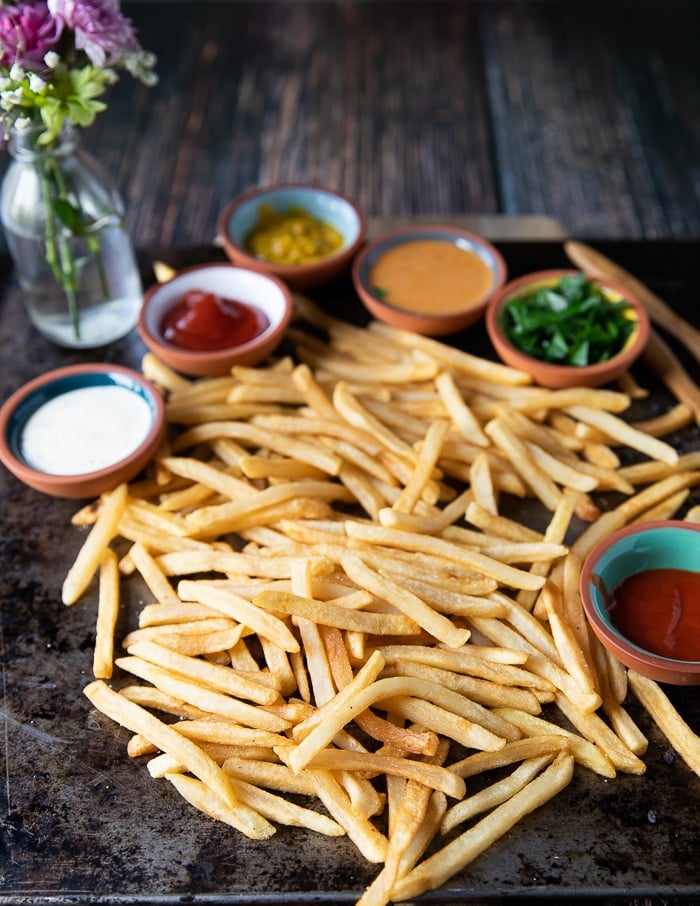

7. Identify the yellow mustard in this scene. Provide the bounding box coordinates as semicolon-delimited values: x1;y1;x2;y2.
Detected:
245;204;343;265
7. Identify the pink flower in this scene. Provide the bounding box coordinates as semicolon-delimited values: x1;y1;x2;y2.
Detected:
0;2;63;69
47;0;138;67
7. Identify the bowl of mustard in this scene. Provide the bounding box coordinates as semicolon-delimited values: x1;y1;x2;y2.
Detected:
218;183;366;290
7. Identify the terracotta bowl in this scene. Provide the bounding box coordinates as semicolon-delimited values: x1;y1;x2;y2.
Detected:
351;224;507;336
138;263;293;377
485;269;649;388
218;183;366;290
0;363;165;499
580;520;700;685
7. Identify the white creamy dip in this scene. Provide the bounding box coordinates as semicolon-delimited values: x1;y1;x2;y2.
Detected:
20;385;153;476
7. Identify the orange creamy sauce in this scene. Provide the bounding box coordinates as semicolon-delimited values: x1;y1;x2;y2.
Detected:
369;240;493;314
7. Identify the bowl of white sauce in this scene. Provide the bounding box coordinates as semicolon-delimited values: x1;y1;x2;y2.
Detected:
0;364;165;498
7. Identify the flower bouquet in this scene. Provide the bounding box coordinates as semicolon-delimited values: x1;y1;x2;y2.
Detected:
0;1;157;347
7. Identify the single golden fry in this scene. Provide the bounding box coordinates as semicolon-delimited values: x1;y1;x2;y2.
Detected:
63;482;128;605
253;588;421;637
83;680;239;809
628;671;700;777
302;748;466;799
92;548;120;679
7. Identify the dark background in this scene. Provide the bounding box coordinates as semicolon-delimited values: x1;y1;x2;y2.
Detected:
2;0;696;251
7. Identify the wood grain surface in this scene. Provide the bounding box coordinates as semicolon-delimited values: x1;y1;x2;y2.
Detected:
23;0;697;252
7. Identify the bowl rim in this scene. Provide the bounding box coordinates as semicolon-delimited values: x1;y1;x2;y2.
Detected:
580;519;700;680
351;223;508;321
217;182;367;278
0;362;165;492
137;261;293;368
485;268;650;382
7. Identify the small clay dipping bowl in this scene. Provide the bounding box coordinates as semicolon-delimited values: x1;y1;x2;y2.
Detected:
580;520;700;685
485;269;649;388
138;262;293;377
0;363;165;498
218;183;366;290
351;224;507;336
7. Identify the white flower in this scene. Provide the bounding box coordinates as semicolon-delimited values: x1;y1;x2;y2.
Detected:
9;63;25;82
28;74;47;94
0;77;11;91
4;88;25;106
14;117;32;130
44;51;60;69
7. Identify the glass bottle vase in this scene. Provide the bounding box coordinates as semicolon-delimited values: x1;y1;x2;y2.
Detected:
1;124;143;349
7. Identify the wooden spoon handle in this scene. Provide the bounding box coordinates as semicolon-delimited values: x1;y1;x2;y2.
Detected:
564;240;700;368
643;329;700;426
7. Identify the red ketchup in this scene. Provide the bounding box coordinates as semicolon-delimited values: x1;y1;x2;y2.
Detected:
607;568;700;660
161;290;269;351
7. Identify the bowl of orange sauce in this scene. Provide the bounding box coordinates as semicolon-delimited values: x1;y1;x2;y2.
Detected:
351;225;507;336
580;520;700;685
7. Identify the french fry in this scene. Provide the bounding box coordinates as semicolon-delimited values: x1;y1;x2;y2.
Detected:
125;640;280;705
301;748;466;799
565;405;679;465
435;370;488;446
441;754;555;833
83;680;239;809
484;418;562;512
389;754;574;901
451;734;570;778
554;693;646;775
494;708;615;777
344;521;547;592
115;656;290;732
628;671;700;777
393;419;450;514
253;588;421;637
92;548;120;679
164;772;275;840
340;553;469;648
63;482;128;605
310;768;388;863
128;542;181;606
178;581;301;652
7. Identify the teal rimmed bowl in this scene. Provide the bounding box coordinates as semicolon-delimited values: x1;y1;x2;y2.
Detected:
0;363;165;498
218;183;366;290
580;520;700;685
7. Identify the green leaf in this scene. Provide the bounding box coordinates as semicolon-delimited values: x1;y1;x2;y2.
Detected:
52;198;85;234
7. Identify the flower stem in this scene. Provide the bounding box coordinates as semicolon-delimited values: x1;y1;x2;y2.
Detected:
43;156;81;339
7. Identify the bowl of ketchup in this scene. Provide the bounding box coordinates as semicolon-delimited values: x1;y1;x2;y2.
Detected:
138;263;293;377
580;520;700;685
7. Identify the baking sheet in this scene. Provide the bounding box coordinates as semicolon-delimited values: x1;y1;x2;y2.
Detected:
1;240;699;904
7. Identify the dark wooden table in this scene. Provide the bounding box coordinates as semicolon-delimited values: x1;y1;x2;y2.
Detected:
16;0;696;252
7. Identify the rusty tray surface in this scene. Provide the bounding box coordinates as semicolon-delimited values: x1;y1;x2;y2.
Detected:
1;239;699;905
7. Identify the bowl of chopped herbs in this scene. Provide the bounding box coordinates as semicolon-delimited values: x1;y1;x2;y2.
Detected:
485;269;649;388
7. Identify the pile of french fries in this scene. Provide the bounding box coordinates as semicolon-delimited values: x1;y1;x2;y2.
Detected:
66;294;700;904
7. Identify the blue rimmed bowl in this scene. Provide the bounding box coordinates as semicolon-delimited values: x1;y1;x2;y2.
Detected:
218;183;366;290
0;363;165;498
580;520;700;685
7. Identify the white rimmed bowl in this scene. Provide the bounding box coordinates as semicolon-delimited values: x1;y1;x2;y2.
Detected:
137;262;293;377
